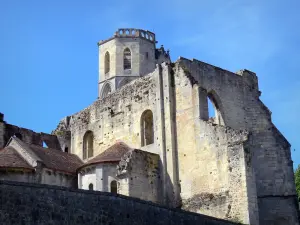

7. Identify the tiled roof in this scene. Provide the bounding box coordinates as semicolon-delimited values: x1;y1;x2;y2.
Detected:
12;137;83;174
0;147;34;170
27;143;83;174
78;142;132;170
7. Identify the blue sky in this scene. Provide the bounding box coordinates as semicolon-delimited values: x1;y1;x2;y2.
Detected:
1;0;300;167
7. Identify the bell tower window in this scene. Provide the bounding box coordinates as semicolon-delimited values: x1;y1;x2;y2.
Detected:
105;51;110;74
123;48;131;70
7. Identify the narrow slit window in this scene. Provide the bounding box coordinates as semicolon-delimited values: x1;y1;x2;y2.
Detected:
123;48;131;70
105;51;110;74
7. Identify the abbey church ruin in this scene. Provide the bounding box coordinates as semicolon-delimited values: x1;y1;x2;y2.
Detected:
0;28;298;225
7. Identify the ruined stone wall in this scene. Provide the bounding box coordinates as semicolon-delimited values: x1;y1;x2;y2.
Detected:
0;180;240;225
61;63;258;224
0;120;5;149
118;150;162;204
55;57;299;224
178;58;298;224
0;113;64;150
51;117;71;152
69;69;160;159
170;64;258;224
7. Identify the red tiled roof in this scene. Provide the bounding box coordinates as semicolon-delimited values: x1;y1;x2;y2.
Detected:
0;147;34;171
78;142;132;170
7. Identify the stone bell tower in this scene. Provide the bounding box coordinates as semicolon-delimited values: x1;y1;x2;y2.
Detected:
97;28;157;99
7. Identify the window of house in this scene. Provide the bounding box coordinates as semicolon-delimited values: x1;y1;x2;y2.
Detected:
83;131;94;159
145;52;149;59
123;48;131;70
64;147;69;153
140;110;154;146
110;180;117;194
89;183;93;191
105;51;110;74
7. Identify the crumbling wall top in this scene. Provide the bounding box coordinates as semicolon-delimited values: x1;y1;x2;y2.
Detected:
98;28;156;45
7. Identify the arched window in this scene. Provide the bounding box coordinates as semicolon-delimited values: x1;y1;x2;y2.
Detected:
207;92;224;125
140;110;154;146
105;51;110;74
110;180;117;194
89;183;93;190
101;83;112;99
123;48;131;70
83;131;94;159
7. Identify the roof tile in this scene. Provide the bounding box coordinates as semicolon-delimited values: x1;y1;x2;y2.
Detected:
0;147;34;170
79;142;132;170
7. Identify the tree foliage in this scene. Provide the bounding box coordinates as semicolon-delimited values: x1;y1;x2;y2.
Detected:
294;165;300;201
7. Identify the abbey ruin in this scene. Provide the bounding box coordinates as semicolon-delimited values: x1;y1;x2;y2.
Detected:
0;28;298;225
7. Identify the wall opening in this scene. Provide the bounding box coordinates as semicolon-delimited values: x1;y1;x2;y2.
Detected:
101;83;112;99
123;48;131;70
105;51;110;74
207;97;215;119
207;92;224;125
110;180;117;194
88;183;93;191
13;133;22;140
42;141;48;148
83;131;94;159
64;147;69;153
140;110;154;146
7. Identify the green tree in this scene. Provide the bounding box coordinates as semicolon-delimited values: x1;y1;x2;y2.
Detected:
294;165;300;201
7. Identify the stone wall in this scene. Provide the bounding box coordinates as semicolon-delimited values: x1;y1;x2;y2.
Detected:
0;170;35;183
41;169;76;188
177;58;299;224
0;113;63;150
117;150;162;204
54;57;299;224
98;35;156;98
0;118;5;149
171;64;258;224
0;180;240;225
67;69;159;158
55;63;257;223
